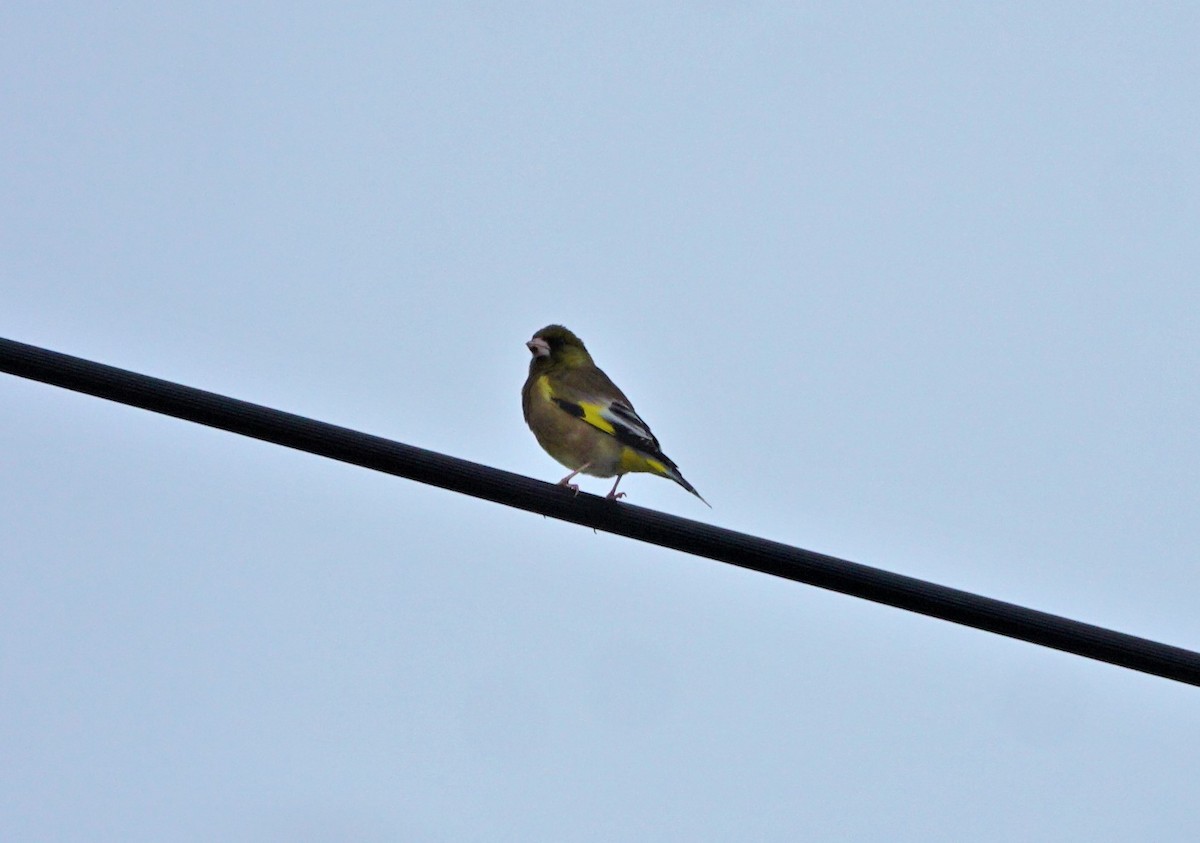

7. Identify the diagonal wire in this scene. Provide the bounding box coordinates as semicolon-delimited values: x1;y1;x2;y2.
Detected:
2;335;1198;687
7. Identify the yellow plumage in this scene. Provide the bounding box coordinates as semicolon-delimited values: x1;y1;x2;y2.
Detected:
521;325;708;505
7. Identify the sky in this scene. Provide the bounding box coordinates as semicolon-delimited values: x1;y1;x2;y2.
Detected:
3;3;1199;840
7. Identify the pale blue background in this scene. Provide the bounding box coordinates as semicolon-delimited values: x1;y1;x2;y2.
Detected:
3;3;1199;840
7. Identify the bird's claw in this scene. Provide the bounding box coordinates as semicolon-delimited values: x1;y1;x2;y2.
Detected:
606;491;626;501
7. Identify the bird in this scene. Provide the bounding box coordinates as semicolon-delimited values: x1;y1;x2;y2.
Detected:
521;324;708;505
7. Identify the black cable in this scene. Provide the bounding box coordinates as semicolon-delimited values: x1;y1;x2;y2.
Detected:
3;335;1198;686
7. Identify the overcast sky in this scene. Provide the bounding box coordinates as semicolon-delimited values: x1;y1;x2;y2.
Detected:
4;3;1199;840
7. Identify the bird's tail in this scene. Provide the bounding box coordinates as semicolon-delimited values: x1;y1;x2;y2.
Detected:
666;467;710;508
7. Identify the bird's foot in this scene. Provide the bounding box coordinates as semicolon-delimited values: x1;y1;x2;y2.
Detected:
605;491;627;501
555;464;589;496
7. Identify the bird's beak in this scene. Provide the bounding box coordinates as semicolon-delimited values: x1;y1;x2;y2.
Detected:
527;337;550;359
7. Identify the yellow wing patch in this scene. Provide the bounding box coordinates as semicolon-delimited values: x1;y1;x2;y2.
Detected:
539;376;617;436
577;402;616;435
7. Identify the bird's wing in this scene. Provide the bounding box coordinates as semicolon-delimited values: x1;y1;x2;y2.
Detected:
543;368;669;460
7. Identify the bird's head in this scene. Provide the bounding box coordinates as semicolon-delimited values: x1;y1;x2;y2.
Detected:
526;324;592;372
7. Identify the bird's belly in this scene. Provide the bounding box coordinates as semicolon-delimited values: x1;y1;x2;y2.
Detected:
539;419;623;477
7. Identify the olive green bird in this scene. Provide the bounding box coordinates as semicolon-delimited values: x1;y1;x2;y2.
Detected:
522;325;708;505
